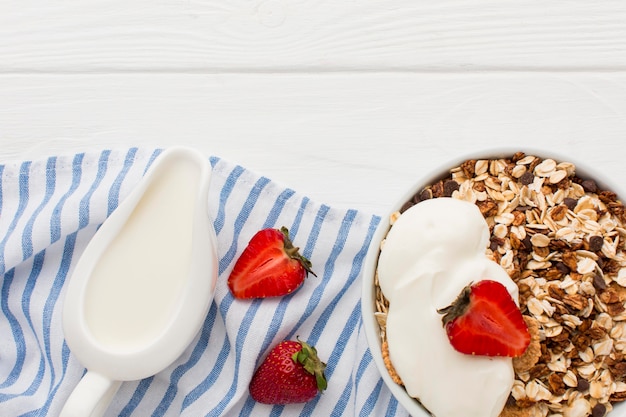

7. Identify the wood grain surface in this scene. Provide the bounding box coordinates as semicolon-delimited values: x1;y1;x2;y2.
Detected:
2;72;626;213
2;1;626;72
2;1;626;213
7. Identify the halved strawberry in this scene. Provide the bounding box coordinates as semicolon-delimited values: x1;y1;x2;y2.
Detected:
249;338;327;404
437;280;530;357
227;226;316;299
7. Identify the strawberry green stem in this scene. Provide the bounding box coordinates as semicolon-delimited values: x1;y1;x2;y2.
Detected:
293;337;327;392
280;227;317;277
437;283;472;326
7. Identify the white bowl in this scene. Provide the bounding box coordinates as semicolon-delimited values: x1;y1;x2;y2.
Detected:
361;148;626;417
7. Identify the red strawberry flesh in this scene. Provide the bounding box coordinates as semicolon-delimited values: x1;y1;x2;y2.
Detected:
438;280;530;357
228;227;315;299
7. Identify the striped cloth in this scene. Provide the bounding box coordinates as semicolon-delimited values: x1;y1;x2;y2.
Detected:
0;148;409;417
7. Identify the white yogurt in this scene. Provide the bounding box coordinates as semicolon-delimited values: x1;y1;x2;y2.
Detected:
378;197;519;417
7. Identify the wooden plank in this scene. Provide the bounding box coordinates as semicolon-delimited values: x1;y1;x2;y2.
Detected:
1;72;626;213
1;0;626;72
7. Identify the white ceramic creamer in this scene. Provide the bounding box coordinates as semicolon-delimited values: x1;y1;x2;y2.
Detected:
60;147;218;417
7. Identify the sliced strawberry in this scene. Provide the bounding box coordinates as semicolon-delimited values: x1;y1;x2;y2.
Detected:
249;338;327;404
227;226;316;299
437;280;530;357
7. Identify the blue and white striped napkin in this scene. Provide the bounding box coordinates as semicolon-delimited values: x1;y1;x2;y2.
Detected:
0;148;409;417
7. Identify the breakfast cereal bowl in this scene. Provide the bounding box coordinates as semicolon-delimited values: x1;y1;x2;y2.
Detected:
362;148;626;417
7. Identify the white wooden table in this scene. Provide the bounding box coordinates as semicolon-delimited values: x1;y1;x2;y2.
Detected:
2;0;626;216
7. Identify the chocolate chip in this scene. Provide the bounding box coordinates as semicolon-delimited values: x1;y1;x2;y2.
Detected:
505;394;516;407
563;197;578;211
400;201;413;213
588;235;604;252
555;261;570;275
597;257;604;269
592;403;606;417
490;237;504;251
593;273;607;291
582;179;598;193
443;180;459;197
520;171;535;185
418;188;432;202
577;378;590;392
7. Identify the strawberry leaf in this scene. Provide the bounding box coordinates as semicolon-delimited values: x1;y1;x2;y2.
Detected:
294;337;327;392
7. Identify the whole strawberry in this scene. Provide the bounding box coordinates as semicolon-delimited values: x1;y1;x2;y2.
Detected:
249;338;327;404
228;226;316;299
438;279;530;357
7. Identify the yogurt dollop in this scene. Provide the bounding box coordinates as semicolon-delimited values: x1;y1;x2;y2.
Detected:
378;197;519;417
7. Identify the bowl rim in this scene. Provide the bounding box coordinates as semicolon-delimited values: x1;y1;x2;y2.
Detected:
361;146;626;416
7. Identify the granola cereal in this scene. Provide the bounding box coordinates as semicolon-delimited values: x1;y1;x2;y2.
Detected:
375;152;626;417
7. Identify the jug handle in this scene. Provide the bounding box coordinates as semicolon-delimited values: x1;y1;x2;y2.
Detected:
59;370;122;417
